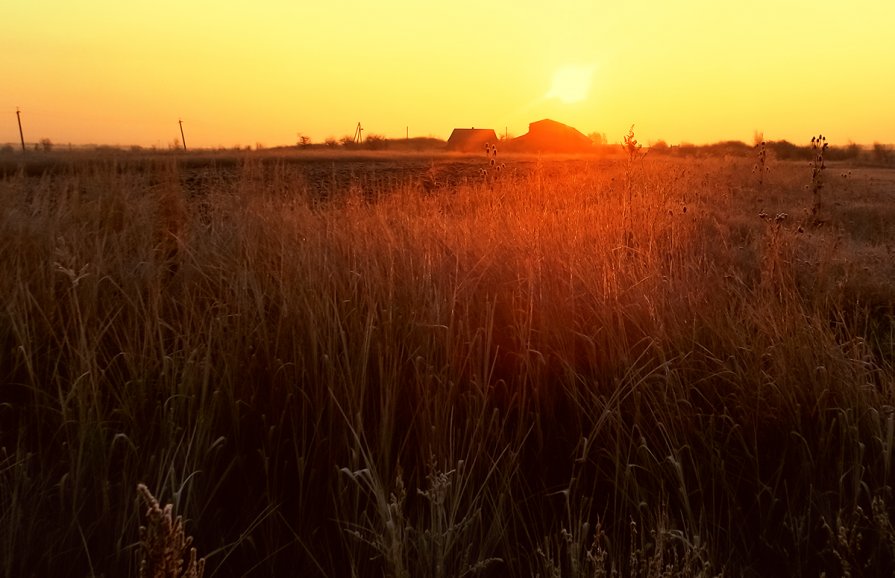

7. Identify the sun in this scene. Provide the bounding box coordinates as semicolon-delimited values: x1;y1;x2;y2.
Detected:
546;65;595;104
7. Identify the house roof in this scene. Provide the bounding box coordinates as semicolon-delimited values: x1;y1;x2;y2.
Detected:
510;119;592;153
446;128;498;152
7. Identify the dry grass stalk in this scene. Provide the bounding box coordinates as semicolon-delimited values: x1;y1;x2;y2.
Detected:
809;133;828;219
2;151;894;577
136;483;205;578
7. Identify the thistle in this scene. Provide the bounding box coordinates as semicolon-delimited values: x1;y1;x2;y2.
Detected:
483;143;499;184
809;134;828;219
486;143;498;164
753;140;768;188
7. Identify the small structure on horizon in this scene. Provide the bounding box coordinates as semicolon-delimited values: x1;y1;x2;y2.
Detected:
508;119;593;153
447;128;498;152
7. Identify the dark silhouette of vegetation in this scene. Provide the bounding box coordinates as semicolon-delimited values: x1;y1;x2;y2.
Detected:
644;138;877;162
365;134;388;150
588;131;608;145
809;134;828;219
621;124;643;161
753;140;768;188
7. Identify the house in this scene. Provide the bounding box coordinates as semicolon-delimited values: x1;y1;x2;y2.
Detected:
446;128;498;152
509;119;593;153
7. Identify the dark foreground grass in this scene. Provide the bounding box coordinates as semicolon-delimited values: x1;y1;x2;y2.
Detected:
1;153;894;577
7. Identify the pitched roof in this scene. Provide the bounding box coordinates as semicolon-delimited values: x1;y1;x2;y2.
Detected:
510;119;592;153
447;128;498;152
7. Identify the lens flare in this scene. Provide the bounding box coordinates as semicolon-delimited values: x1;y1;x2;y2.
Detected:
546;65;595;104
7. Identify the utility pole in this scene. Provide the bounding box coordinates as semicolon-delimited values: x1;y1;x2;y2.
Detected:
16;108;25;152
353;122;363;144
179;119;187;151
406;126;409;140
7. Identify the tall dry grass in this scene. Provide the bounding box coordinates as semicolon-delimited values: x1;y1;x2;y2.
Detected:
1;152;894;576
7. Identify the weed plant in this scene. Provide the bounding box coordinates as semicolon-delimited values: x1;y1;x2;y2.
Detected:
810;134;829;219
136;483;205;578
621;125;645;248
753;140;768;189
0;153;894;576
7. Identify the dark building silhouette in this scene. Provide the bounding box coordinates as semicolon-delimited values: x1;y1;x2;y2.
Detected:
446;128;498;152
509;119;593;153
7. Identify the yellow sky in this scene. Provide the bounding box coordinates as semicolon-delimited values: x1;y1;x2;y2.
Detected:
3;0;894;148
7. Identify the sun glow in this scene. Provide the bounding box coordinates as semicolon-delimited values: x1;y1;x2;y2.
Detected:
3;2;894;147
546;65;595;104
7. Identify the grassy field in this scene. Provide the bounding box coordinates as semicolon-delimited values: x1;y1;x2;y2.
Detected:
1;149;894;577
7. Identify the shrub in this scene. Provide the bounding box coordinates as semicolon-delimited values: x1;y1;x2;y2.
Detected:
872;142;891;164
365;134;388;150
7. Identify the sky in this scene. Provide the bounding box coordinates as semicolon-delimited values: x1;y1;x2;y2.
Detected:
3;0;894;149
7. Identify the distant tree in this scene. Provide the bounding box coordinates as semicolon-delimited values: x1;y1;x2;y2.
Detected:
339;135;356;148
499;131;515;142
324;136;338;148
768;140;809;161
588;132;608;145
0;144;14;154
650;139;669;151
708;140;751;156
678;143;698;157
298;134;312;148
365;134;388;150
872;142;891;164
39;138;53;152
828;141;861;161
844;141;862;159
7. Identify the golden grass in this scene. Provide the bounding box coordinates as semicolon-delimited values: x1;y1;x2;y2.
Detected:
137;483;205;578
0;151;893;576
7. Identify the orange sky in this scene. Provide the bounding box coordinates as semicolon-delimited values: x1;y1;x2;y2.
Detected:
3;1;894;148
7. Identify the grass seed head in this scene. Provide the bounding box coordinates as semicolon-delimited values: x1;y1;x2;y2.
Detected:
136;483;205;578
